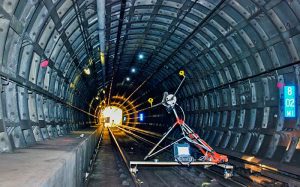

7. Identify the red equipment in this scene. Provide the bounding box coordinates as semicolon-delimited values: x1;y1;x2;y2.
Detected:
144;71;228;164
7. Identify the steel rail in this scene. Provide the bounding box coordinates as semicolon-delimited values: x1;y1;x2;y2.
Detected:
107;127;140;187
121;125;299;186
113;126;246;186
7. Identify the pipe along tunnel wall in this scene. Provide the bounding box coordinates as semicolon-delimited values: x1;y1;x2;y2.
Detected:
0;0;300;186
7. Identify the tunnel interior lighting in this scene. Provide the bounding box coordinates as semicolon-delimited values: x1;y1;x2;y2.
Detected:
126;77;130;81
139;112;144;122
284;85;296;118
102;106;123;127
138;53;144;60
95;96;99;100
70;83;75;89
131;68;136;73
83;67;91;75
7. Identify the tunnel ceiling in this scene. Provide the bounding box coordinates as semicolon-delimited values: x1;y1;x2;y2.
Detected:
1;0;300;176
107;0;300;95
1;0;300;98
102;0;300;176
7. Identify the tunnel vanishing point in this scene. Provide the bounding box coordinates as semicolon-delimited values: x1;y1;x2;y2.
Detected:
0;0;300;186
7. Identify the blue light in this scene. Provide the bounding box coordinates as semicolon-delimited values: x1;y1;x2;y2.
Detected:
139;113;144;122
284;86;296;118
123;116;127;122
138;54;144;60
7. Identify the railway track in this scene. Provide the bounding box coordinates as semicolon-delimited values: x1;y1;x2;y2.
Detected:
115;125;300;187
107;126;247;187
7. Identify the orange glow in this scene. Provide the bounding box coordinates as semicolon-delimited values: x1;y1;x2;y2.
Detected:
249;175;273;184
259;164;278;172
296;139;300;149
286;139;292;151
109;95;138;126
101;106;123;127
95;94;144;127
245;164;261;172
241;155;260;163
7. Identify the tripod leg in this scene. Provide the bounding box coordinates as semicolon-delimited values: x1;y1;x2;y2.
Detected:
144;122;178;160
146;137;185;159
180;122;228;163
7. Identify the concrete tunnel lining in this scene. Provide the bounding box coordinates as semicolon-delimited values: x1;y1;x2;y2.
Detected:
0;0;300;186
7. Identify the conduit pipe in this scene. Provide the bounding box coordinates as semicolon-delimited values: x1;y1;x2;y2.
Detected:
96;0;106;86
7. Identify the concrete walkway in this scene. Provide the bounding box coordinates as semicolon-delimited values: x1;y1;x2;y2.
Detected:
0;130;98;187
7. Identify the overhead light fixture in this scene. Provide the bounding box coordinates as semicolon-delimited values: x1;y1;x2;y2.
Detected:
70;83;75;89
83;67;91;75
126;77;130;81
138;53;144;60
139;113;144;122
95;96;99;100
131;68;136;73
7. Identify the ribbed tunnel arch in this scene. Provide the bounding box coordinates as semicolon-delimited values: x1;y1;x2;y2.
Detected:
106;1;300;175
0;0;300;185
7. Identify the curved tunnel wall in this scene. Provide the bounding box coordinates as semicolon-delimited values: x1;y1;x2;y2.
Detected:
0;0;300;180
104;0;300;176
0;0;98;152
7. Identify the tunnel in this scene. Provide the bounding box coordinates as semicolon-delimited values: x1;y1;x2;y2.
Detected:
0;0;300;186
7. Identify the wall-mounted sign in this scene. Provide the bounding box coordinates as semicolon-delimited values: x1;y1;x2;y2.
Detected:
284;86;296;118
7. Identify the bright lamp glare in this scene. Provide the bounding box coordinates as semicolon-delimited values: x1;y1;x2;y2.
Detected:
138;54;144;60
131;68;136;73
139;113;144;122
83;67;91;75
126;77;130;81
102;106;123;127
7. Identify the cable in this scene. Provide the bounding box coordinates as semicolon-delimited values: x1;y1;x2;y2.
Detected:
176;103;186;122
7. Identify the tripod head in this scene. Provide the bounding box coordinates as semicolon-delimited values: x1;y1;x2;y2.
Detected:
148;70;186;112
